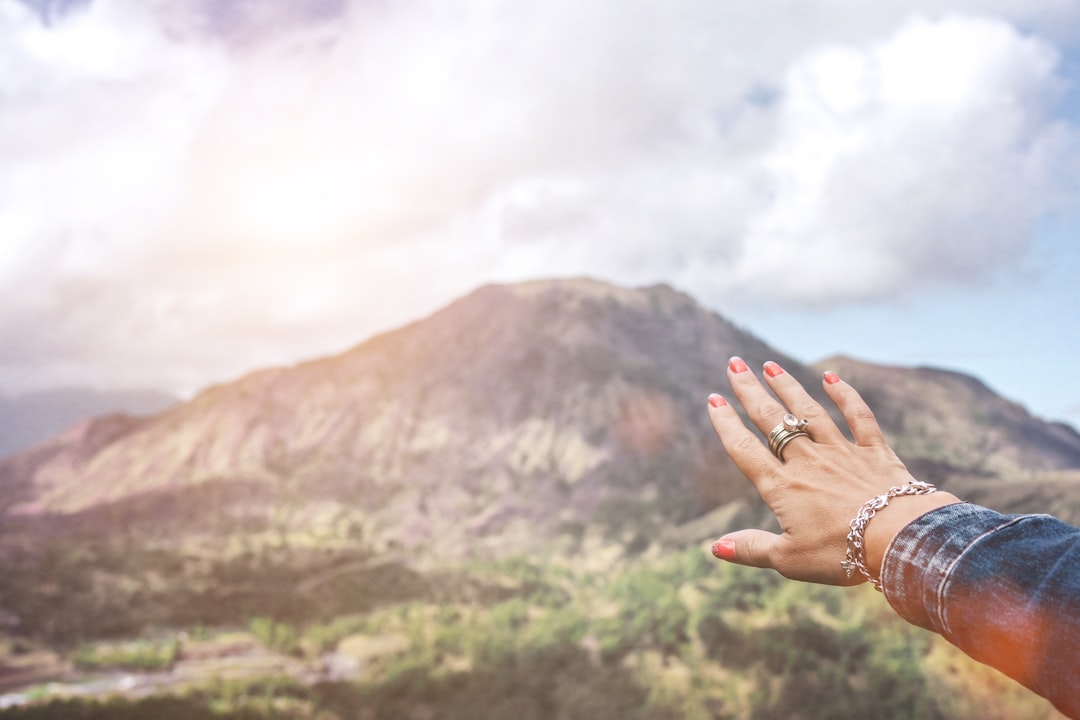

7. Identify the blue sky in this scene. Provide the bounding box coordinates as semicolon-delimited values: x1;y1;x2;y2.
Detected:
1;0;1079;429
734;222;1080;426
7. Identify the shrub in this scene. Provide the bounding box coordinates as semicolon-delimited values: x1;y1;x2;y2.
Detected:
248;616;300;656
71;638;180;672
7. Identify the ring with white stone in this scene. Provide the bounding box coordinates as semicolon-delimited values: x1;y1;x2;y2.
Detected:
784;413;809;432
768;415;810;461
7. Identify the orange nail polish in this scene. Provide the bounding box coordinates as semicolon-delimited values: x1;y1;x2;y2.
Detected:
764;361;784;378
728;356;748;374
823;371;840;385
711;539;736;561
708;393;726;408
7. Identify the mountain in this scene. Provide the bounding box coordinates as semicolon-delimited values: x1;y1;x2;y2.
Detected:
1;279;815;554
0;388;178;460
1;278;1078;642
815;355;1080;521
4;279;1080;544
816;356;1080;477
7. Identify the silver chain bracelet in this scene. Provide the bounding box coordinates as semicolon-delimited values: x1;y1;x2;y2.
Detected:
841;480;937;591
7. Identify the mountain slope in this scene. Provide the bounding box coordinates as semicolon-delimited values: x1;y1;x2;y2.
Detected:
4;280;1080;556
0;279;821;558
816;356;1080;478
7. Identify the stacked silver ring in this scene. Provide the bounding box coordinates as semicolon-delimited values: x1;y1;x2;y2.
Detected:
768;413;810;461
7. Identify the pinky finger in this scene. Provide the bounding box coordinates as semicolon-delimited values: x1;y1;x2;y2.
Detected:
822;371;886;447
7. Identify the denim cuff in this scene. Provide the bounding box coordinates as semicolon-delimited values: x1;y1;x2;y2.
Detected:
881;502;1080;717
880;502;1020;640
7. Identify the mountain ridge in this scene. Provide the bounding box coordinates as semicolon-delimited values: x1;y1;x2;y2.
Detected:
0;387;177;461
815;355;1080;478
2;278;1078;554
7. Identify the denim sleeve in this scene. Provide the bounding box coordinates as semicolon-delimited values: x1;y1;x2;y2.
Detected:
881;502;1080;718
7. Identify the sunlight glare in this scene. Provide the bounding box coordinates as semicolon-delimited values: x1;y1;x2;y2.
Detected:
232;174;345;246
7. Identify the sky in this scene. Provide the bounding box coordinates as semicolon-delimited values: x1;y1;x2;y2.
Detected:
1;0;1079;428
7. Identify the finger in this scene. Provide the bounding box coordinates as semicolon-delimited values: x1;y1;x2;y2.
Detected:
726;356;789;436
821;370;887;447
711;529;780;569
706;393;778;489
761;361;844;445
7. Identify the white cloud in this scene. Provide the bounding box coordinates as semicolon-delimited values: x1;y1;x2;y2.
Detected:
0;0;1078;395
729;15;1076;305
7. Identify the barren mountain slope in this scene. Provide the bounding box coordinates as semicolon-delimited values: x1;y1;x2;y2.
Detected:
2;280;1078;561
0;279;813;557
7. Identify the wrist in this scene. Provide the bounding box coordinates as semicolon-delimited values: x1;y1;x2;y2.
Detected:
863;491;961;579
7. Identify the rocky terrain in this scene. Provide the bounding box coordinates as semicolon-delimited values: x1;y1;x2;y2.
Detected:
0;279;808;558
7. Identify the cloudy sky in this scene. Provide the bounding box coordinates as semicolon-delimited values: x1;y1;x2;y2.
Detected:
2;0;1080;427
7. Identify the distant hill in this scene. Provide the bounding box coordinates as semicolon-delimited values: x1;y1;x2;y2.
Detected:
815;356;1080;477
0;388;178;460
814;355;1080;523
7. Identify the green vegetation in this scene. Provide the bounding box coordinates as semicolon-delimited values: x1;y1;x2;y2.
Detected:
248;617;300;656
0;532;431;645
0;548;1063;719
0;677;317;720
71;638;180;672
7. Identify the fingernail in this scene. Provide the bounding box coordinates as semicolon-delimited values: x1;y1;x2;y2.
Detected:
823;371;840;385
728;356;748;374
763;361;784;378
711;538;736;562
708;393;726;408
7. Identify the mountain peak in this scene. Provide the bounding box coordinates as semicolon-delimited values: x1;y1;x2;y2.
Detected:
446;277;700;325
0;278;773;548
3;280;1078;562
486;276;687;301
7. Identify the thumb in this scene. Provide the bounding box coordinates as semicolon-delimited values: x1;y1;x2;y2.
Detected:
711;529;780;569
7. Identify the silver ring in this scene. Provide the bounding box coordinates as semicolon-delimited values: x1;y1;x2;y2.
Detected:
782;413;809;432
770;429;809;461
768;416;810;461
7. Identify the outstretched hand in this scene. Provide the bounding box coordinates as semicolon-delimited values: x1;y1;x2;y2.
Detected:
707;357;960;585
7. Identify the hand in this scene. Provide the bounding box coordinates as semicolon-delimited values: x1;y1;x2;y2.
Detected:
706;357;960;585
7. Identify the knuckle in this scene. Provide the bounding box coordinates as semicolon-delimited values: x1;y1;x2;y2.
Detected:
848;405;877;424
768;544;793;574
744;535;768;569
754;402;779;420
741;534;757;559
794;451;829;475
731;433;763;455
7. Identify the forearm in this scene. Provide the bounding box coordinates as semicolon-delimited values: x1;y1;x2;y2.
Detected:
881;503;1080;718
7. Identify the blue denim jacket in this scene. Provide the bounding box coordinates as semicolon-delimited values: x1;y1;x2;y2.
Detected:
882;503;1080;718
